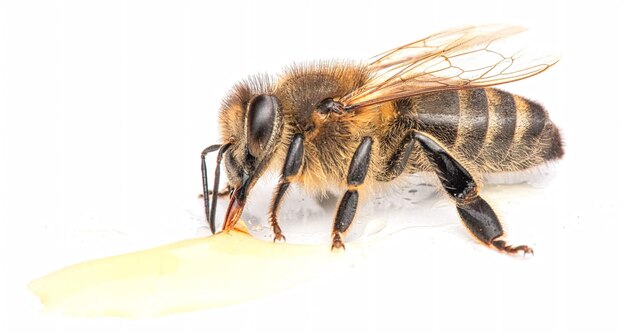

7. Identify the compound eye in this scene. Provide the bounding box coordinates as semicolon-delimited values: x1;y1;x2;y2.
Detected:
246;94;279;158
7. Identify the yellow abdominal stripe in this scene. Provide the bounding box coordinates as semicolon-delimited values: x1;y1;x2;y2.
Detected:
29;223;349;318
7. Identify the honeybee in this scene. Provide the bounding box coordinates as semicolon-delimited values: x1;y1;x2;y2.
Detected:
201;25;562;255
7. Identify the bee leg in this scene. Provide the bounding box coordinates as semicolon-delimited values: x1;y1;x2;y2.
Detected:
201;143;232;234
268;134;304;242
332;137;373;251
415;133;533;256
377;130;420;182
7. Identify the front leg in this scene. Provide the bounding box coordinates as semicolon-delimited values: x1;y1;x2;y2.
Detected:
415;133;533;256
201;143;232;234
268;134;304;242
332;137;373;250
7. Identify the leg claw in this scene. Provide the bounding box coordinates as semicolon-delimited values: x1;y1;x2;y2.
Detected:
270;217;286;243
273;233;286;243
492;239;534;257
331;233;345;251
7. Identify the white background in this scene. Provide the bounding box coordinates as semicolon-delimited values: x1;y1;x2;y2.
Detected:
1;0;625;332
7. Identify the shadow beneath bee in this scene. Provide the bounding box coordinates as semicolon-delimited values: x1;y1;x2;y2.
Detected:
199;168;554;246
230;174;451;245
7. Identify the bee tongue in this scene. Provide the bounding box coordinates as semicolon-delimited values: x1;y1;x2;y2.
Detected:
223;187;245;231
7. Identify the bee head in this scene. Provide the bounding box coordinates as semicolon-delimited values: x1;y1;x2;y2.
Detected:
217;77;283;228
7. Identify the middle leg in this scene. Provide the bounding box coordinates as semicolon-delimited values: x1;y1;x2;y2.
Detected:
331;137;373;250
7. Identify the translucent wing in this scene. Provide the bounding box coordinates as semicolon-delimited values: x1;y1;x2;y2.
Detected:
340;25;558;110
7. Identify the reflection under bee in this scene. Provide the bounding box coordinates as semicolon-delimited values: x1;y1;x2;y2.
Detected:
201;25;562;255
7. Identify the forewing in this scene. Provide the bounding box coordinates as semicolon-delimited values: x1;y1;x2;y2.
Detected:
341;25;557;109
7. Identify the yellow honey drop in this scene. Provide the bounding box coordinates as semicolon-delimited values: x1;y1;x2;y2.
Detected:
29;223;351;318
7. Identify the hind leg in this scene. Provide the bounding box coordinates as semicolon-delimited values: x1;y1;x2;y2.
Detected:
414;132;532;256
374;128;531;255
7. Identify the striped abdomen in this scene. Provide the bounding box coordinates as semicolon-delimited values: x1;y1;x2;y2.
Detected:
409;88;563;173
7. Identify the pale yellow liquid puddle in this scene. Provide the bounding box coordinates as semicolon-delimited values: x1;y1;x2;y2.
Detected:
29;224;353;318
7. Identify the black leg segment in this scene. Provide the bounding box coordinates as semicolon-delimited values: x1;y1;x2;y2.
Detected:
282;134;305;177
347;137;373;186
332;137;372;250
268;134;304;242
415;133;477;200
415;133;532;256
334;190;359;233
456;197;503;244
